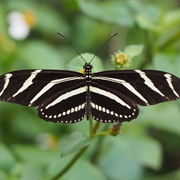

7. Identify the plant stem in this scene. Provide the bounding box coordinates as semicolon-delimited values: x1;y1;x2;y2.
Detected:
93;121;101;134
51;145;89;180
89;116;94;138
93;131;110;137
51;117;96;179
51;117;105;179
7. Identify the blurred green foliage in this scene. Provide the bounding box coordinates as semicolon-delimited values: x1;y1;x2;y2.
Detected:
0;0;180;179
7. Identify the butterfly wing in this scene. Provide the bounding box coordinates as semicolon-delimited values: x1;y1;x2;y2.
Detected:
90;83;139;123
1;68;179;123
90;70;180;123
0;70;81;105
38;84;86;123
93;70;180;106
0;69;86;123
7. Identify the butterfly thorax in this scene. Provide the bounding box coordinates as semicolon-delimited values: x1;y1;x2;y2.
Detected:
83;63;93;86
83;63;93;120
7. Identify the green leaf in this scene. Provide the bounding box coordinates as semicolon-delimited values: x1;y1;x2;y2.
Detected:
0;3;6;33
13;145;58;165
67;53;104;72
98;132;162;179
15;41;65;69
0;170;7;180
62;159;106;180
10;163;44;180
98;138;143;180
60;131;91;157
139;103;180;136
78;0;134;27
153;53;180;76
156;26;180;51
124;44;144;60
0;143;16;171
118;135;162;169
135;13;161;31
155;169;180;180
48;157;106;180
133;3;161;32
162;9;180;28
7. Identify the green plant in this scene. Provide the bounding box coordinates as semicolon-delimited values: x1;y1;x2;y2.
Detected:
0;0;180;179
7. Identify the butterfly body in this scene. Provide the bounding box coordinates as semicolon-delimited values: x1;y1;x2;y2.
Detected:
0;64;179;123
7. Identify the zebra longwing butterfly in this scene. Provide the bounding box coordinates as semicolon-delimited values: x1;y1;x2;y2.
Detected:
0;61;179;123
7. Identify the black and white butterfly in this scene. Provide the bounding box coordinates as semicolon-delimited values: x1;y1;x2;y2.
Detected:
0;61;179;123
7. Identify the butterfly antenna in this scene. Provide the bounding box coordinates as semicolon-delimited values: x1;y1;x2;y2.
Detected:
57;32;87;63
89;33;118;64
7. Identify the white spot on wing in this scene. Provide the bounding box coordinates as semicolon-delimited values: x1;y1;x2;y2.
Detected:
75;106;78;112
82;103;85;108
67;109;70;114
90;102;137;122
91;103;95;108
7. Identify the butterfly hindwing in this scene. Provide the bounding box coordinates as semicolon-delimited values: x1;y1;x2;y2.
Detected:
90;84;139;123
38;85;87;123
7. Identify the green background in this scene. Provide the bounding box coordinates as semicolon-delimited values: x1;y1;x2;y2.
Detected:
0;0;180;179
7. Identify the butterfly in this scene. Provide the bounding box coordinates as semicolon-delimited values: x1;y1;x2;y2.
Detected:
0;62;179;123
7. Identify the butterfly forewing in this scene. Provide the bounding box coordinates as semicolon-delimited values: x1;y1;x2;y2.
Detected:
0;70;82;106
93;70;180;106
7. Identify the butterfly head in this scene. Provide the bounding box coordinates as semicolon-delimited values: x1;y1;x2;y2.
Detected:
82;63;93;74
